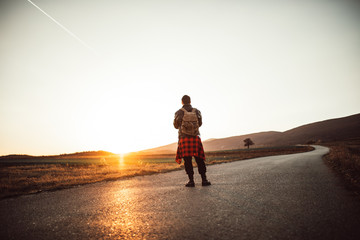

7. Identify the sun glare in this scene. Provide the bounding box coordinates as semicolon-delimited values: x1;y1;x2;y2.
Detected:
118;153;125;167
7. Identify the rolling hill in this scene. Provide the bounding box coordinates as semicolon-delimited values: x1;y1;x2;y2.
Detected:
140;113;360;153
269;113;360;146
0;151;117;160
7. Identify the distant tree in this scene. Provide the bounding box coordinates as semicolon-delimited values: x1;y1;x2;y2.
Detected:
306;140;316;145
244;138;254;149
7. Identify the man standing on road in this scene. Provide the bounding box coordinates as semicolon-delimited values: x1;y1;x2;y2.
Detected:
174;95;211;187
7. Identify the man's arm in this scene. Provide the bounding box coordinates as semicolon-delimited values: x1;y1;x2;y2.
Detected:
173;110;183;129
196;109;202;127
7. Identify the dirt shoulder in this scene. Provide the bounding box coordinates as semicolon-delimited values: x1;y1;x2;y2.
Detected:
322;138;360;197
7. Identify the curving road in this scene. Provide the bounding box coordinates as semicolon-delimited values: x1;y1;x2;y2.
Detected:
1;146;360;239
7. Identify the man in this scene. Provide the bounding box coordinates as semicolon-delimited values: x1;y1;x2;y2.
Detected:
174;95;211;187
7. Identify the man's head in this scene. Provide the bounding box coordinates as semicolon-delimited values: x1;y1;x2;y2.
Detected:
182;95;191;105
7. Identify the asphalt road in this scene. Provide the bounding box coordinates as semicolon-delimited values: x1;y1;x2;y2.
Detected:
1;146;360;240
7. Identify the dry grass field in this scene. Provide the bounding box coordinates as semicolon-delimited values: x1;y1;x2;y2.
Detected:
0;146;314;199
0;163;180;199
205;145;314;164
322;138;360;195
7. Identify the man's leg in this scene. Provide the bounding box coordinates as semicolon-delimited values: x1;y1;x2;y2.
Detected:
195;157;211;186
183;156;195;187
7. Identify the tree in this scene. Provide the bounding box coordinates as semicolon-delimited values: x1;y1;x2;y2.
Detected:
244;138;254;149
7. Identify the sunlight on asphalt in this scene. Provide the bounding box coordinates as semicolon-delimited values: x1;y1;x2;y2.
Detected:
96;187;144;238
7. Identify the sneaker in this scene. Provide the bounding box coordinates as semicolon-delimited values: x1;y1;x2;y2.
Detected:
185;181;195;187
202;180;211;186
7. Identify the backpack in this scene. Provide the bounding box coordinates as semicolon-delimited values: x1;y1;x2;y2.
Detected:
180;108;199;136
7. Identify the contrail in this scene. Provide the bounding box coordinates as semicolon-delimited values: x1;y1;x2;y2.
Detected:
27;0;95;53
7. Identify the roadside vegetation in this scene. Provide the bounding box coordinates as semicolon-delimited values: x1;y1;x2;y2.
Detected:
322;138;360;195
0;145;313;199
0;163;180;199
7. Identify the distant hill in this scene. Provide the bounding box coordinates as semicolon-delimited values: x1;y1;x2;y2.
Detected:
268;113;360;146
139;113;360;153
137;143;178;154
202;131;282;151
0;151;117;160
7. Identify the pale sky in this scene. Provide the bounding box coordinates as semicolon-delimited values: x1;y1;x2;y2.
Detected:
1;0;359;155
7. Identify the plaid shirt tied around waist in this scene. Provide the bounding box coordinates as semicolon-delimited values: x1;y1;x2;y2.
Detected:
175;136;206;164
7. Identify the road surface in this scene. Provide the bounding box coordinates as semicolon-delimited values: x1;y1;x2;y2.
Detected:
1;146;360;239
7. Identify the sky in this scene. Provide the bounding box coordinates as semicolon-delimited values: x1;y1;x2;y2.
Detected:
1;0;359;155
